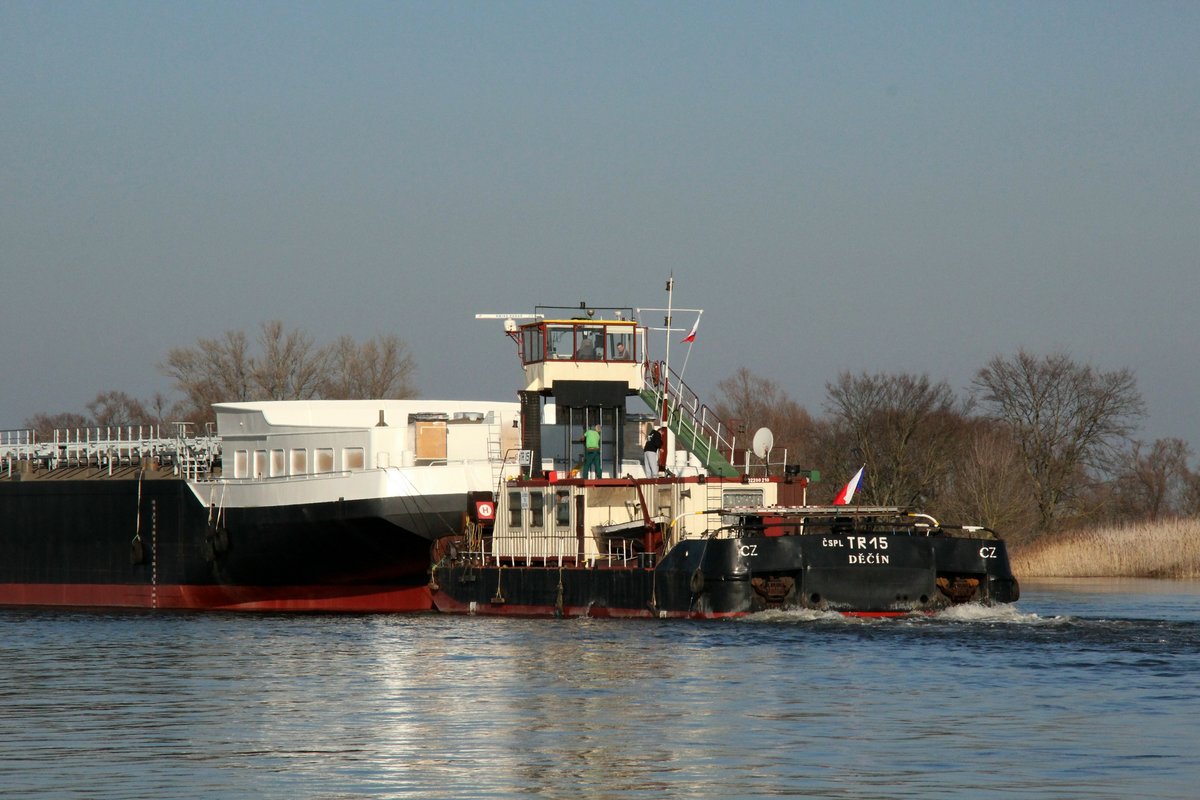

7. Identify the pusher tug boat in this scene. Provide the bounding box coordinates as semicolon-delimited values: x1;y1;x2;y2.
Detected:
430;297;1020;619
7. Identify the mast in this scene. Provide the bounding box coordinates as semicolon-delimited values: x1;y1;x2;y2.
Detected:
663;275;674;389
660;276;674;429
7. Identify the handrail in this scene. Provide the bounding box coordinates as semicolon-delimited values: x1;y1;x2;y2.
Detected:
1;425;220;479
642;361;739;476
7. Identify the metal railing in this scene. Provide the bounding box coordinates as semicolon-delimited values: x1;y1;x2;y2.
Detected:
641;361;739;477
1;425;219;479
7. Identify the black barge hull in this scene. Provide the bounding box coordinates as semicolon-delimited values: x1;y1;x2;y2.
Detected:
0;472;466;612
431;532;1020;618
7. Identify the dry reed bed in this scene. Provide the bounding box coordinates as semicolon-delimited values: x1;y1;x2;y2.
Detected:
1011;518;1200;579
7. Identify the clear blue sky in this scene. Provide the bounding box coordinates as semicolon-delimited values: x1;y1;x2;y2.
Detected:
2;1;1197;455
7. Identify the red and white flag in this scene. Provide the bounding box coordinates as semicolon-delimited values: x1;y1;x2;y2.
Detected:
832;465;865;506
680;316;699;344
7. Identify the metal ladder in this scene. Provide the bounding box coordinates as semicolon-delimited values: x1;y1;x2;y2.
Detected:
486;418;505;494
704;480;726;536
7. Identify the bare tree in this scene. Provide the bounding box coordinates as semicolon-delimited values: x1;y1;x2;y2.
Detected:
252;321;328;400
972;350;1145;534
322;334;418;400
714;367;815;466
1183;470;1200;517
86;391;154;429
1113;438;1194;521
937;422;1039;541
822;371;963;507
148;392;173;426
160;324;420;422
22;412;90;440
161;329;253;423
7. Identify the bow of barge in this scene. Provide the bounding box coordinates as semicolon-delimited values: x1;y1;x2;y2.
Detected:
1;398;519;611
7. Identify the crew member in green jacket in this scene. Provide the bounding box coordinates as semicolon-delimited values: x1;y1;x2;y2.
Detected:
581;424;602;478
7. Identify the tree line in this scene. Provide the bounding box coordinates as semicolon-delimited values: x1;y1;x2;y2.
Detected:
715;350;1200;543
23;321;418;434
23;324;1195;542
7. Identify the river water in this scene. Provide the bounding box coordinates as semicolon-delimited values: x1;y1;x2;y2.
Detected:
2;579;1198;799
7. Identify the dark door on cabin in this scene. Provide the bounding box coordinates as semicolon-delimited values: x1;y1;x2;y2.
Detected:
576;494;586;562
560;406;623;477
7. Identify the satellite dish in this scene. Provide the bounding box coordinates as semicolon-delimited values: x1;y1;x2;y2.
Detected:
751;427;774;458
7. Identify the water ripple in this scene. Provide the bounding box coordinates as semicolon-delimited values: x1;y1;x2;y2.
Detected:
2;582;1200;798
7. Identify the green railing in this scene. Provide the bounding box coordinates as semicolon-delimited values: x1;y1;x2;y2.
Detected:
640;362;739;477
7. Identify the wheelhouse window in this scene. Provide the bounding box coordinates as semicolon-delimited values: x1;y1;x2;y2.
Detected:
522;318;642;365
522;326;545;364
608;329;634;360
546;325;573;359
575;326;604;360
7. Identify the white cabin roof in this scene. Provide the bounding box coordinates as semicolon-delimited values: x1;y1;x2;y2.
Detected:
213;399;518;436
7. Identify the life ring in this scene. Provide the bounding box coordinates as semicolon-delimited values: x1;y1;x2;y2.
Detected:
689;568;705;594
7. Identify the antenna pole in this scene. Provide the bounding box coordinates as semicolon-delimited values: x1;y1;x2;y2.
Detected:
663;275;673;386
662;276;674;429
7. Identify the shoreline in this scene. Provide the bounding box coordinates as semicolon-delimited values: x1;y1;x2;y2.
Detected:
1019;575;1200;592
1010;518;1200;580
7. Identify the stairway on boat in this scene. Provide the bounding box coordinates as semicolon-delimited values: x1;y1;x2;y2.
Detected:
638;361;740;478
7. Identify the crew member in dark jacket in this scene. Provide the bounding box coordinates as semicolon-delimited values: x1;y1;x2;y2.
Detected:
643;423;662;479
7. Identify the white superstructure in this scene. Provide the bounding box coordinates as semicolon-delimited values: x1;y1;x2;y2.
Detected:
199;398;522;509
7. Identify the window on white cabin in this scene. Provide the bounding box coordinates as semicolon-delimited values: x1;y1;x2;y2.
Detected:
344;447;365;471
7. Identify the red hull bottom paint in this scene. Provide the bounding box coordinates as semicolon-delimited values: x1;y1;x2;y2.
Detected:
0;583;434;613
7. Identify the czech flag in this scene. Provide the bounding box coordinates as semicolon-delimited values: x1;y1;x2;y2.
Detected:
833;465;865;505
680;316;699;344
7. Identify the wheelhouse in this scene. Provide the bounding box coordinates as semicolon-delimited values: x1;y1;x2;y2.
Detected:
518;317;641;364
513;312;646;395
504;307;649;480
